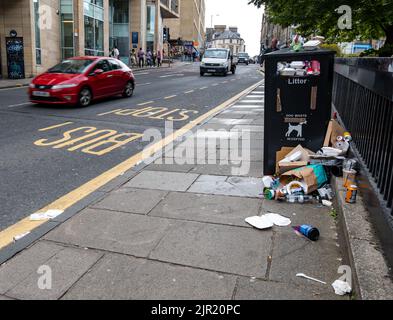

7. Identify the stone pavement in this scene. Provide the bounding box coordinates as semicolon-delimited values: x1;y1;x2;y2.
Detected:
0;82;347;300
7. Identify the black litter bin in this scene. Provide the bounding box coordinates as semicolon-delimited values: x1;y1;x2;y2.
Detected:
263;49;335;175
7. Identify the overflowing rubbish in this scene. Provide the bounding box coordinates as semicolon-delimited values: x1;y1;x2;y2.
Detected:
332;280;352;296
296;273;326;285
30;209;63;221
293;225;320;241
262;119;359;209
245;213;291;230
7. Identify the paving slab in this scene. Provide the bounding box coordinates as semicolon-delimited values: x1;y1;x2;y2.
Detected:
150;192;262;227
188;162;263;178
234;277;342;300
145;162;195;173
150;221;271;277
62;253;237;300
44;208;175;257
91;188;168;215
188;175;263;198
0;241;62;294
124;171;199;192
6;244;102;300
0;295;14;300
268;230;344;296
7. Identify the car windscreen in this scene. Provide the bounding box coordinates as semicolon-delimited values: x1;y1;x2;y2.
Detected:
238;53;249;57
204;50;228;59
48;59;94;74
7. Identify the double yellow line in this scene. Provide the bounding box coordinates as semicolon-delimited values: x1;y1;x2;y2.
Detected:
0;79;264;250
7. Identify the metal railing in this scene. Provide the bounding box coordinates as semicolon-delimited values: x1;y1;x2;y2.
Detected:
333;58;393;217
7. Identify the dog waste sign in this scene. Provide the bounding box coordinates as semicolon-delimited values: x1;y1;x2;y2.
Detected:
263;49;335;175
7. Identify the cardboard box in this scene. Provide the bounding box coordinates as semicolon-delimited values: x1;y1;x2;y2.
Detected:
276;145;315;174
324;119;346;147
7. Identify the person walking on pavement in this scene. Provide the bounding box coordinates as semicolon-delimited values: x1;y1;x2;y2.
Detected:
152;51;157;67
138;47;145;68
157;49;162;67
130;49;137;67
260;38;280;67
113;46;120;60
146;49;153;67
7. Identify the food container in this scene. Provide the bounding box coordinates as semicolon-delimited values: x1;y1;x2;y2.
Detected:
290;61;305;69
280;68;296;76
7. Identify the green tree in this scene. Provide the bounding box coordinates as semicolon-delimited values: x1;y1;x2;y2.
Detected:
249;0;393;56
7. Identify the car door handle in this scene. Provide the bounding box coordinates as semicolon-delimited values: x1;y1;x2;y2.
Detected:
107;75;113;78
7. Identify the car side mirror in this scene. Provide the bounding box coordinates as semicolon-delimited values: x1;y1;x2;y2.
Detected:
90;69;103;76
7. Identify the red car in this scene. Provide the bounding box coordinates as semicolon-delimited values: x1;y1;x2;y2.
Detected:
29;56;135;107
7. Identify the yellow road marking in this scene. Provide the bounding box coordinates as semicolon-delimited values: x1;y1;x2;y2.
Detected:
137;101;154;106
0;79;264;250
164;95;177;99
39;122;74;132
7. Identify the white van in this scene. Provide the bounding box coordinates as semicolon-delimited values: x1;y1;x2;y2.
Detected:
200;48;236;76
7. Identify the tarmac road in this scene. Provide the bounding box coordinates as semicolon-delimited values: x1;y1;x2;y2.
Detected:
0;62;263;231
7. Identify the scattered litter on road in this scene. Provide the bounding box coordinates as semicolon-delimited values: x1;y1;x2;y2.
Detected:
245;213;291;229
30;209;63;221
245;216;273;230
13;231;30;242
332;280;352;295
296;273;326;284
293;225;320;241
264;213;292;226
322;200;333;207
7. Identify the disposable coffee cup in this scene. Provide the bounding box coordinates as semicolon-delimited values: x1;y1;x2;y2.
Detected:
343;169;357;187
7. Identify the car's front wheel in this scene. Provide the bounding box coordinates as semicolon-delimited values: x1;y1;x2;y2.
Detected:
122;81;134;98
78;87;92;107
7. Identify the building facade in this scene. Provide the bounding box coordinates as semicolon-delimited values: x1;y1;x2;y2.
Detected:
260;12;294;52
206;25;245;55
0;0;179;79
163;0;205;52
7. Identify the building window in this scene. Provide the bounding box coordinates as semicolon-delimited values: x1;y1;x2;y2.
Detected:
109;0;129;64
60;0;74;59
33;0;41;65
146;4;155;51
84;0;104;56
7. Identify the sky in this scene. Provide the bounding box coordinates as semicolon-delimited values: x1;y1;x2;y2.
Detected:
205;0;264;56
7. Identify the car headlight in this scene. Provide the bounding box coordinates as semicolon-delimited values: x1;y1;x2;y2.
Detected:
29;83;35;88
221;62;228;67
52;83;78;90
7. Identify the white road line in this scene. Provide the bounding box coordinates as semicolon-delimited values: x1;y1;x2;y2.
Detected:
160;73;184;78
199;87;208;90
137;100;154;106
135;72;150;75
184;90;194;94
138;82;152;86
212;83;219;86
164;95;177;99
7;102;31;108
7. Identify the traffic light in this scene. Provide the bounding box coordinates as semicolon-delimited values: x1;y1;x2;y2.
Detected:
163;27;170;42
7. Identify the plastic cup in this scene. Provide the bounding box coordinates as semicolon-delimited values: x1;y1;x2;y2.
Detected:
343;169;357;187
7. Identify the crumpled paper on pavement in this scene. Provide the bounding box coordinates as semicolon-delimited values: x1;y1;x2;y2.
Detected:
30;209;63;221
332;280;352;295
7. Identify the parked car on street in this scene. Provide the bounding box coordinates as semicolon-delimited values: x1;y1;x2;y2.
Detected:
29;56;135;107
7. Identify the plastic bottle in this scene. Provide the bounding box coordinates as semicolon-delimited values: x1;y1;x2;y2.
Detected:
286;195;314;203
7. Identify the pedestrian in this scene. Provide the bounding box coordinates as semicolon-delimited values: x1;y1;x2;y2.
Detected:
260;38;280;66
152;51;157;67
157;49;162;67
138;47;145;68
130;48;137;67
113;46;120;60
146;49;152;67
